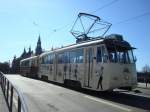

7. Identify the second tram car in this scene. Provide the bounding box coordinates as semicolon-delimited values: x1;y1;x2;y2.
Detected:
20;56;39;78
33;34;137;91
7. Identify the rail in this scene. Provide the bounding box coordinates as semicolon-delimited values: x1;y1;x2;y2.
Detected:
0;72;28;112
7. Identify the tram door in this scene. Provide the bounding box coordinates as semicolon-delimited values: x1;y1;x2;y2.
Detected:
54;54;57;81
84;47;95;88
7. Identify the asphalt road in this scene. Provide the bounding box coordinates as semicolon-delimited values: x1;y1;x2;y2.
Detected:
5;75;150;112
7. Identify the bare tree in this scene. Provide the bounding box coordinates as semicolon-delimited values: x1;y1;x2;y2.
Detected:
142;64;150;87
142;64;150;73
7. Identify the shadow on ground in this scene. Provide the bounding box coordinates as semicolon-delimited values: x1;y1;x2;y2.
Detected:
49;81;150;111
73;87;150;110
35;78;150;111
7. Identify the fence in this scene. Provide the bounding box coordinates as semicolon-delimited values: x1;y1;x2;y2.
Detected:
0;72;28;112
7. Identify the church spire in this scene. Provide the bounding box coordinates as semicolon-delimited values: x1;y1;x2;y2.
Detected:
23;48;26;54
35;35;42;55
38;35;41;44
21;47;27;58
29;46;31;53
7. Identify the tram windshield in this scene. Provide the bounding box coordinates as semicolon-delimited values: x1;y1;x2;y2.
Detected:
106;45;135;64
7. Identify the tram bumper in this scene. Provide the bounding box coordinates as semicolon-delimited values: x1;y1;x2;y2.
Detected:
107;63;137;90
118;82;137;90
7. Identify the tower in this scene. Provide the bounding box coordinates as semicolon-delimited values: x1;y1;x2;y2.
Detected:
26;46;33;57
35;35;42;55
29;46;31;53
21;48;27;58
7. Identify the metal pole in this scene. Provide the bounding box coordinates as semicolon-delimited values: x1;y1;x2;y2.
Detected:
6;81;9;102
4;78;6;96
9;86;13;112
1;77;4;90
18;97;21;112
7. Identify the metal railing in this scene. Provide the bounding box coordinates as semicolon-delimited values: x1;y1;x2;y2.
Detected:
0;72;28;112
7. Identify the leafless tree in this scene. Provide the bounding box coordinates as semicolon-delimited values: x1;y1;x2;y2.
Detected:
142;64;150;87
142;64;150;73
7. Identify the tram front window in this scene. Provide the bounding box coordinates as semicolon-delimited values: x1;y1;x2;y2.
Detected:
107;46;135;64
97;46;108;63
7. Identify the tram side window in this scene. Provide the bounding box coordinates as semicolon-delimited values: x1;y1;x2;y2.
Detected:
42;57;45;64
41;56;48;64
47;54;54;64
97;47;102;62
31;60;35;66
70;51;76;63
102;46;107;63
69;49;83;63
20;62;23;66
58;54;62;64
51;54;54;64
128;50;134;63
64;52;69;63
58;52;69;64
22;60;30;67
57;49;83;64
21;62;24;66
41;54;53;64
44;56;48;64
76;49;83;63
97;46;108;63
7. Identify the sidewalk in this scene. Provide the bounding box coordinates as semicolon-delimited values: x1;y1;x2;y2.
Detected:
0;86;9;112
137;83;150;89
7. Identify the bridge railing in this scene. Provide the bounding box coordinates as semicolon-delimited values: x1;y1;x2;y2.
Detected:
0;72;28;112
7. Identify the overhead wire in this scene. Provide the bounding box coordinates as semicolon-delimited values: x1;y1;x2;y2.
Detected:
114;11;150;25
91;0;119;13
32;0;120;36
45;1;150;39
47;0;120;33
52;23;71;32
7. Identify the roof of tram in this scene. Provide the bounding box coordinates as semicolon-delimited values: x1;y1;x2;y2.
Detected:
40;34;136;57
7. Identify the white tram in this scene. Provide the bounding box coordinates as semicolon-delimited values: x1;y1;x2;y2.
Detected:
20;56;39;78
36;34;137;91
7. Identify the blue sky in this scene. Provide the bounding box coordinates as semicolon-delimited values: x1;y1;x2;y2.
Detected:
0;0;150;71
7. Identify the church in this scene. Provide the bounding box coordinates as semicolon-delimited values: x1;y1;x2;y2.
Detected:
11;35;43;73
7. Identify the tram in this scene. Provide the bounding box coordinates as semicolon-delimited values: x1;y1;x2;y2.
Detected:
20;13;137;91
20;34;137;91
20;56;39;78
